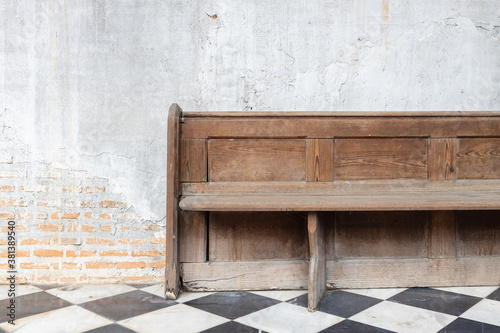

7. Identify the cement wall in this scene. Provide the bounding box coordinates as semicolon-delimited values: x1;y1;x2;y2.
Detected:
1;0;499;283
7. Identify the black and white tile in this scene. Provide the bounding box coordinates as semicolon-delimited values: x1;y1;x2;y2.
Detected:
0;284;498;333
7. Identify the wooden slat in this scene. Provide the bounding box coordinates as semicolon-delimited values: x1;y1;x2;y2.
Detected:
182;118;500;139
208;212;306;261
182;260;309;291
208;139;306;182
166;103;181;299
183;111;500;118
457;211;500;257
428;139;457;180
429;211;456;259
307;212;328;312
181;257;500;291
180;192;500;211
334;139;427;180
335;211;428;259
180;139;207;182
306;139;334;182
182;180;500;195
327;258;500;288
179;211;207;263
458;138;500;179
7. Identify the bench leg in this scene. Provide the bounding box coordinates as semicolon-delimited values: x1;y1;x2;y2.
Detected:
307;211;327;312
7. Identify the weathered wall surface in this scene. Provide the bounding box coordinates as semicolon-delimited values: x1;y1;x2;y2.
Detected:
1;0;499;283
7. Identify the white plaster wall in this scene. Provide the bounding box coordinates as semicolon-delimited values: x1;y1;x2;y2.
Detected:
1;0;500;221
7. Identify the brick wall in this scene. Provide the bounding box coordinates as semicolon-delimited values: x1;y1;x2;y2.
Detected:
0;139;166;284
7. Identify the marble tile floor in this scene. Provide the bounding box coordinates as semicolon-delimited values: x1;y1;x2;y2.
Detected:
0;284;499;333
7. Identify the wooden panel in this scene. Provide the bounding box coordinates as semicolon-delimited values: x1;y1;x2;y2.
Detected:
308;212;329;311
182;117;500;139
334;211;428;259
327;257;500;288
428;138;457;180
334;139;427;180
181;257;500;291
179;211;207;263
166;103;181;299
457;211;500;257
182;260;309;291
429;211;456;259
209;212;306;261
208;139;306;182
182;179;500;195
180;191;500;212
306;139;334;182
180;139;207;182
458;138;500;179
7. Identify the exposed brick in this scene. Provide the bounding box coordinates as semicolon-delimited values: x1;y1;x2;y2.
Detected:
21;238;50;245
0;171;26;178
86;262;115;269
36;224;62;232
61;186;82;193
0;185;14;192
144;224;162;232
117;261;146;269
100;225;112;232
17;212;33;219
98;213;112;219
99;250;128;257
60;277;79;284
57;238;79;245
150;237;166;244
149;261;166;268
34;249;64;257
0;213;15;220
86;238;115;245
84;186;106;193
119;239;147;245
120;213;140;220
21;263;50;269
0;199;26;206
99;200;127;209
81;225;96;232
51;212;80;219
53;263;81;270
1;225;30;232
65;200;95;208
84;212;94;219
18;185;48;192
66;250;95;257
131;250;161;257
0;251;30;257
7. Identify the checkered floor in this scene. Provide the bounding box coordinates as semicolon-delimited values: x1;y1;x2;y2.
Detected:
0;285;499;332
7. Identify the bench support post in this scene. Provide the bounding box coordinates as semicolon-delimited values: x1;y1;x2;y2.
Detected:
165;104;182;299
308;211;328;311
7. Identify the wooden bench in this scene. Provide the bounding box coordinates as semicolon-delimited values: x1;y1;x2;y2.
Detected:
165;103;500;311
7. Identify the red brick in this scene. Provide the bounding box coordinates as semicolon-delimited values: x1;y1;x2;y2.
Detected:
81;225;96;232
0;251;30;257
34;249;64;257
21;238;50;246
21;263;50;269
86;238;115;245
84;212;94;219
36;224;62;232
99;200;127;209
53;263;81;270
66;250;95;257
19;185;47;192
131;250;161;257
119;239;147;245
99;213;112;220
149;261;166;268
0;199;25;206
150;237;166;244
0;185;14;192
51;212;80;219
99;250;128;257
144;224;162;232
1;225;30;232
0;213;15;220
86;262;115;269
117;261;146;269
84;186;106;193
100;225;112;232
124;276;155;282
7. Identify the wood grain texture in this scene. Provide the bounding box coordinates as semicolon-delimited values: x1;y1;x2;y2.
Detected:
335;211;428;259
180;139;207;182
182;260;309;291
457;211;500;257
306;139;334;182
182;111;500;118
429;211;456;259
179;211;207;263
428;139;457;180
458;138;500;179
307;212;329;312
182;117;500;139
166;103;181;299
179;191;500;211
208;139;306;182
334;139;427;180
208;212;306;261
